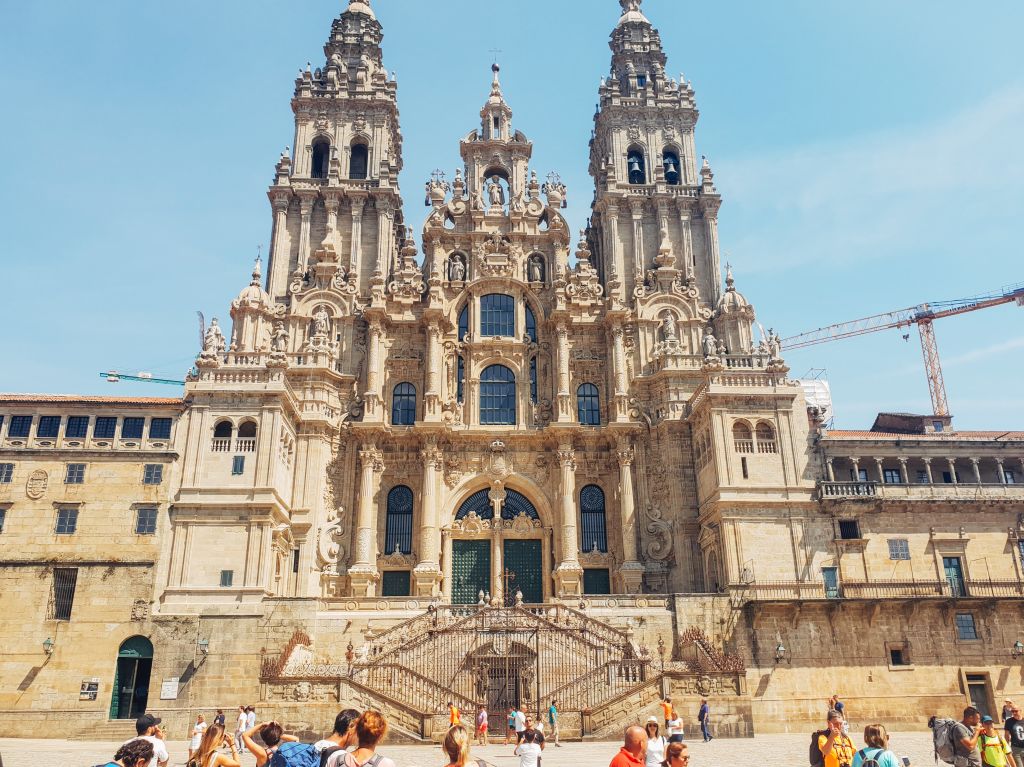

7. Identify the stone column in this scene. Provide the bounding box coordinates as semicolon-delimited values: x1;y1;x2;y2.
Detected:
554;444;582;596
703;209;722;305
323;192;340;248
297;192;316;274
898;457;909;486
922;457;934;484
850;457;861;482
996;459;1007;485
676;199;694;277
947;458;958;484
349;195;365;273
424;321;442;420
606;204;623;295
349;445;384;596
269;192;291;293
374;199;393;278
874;457;886;497
610;323;629;422
441;529;453;600
629;200;646;282
554;321;572;422
489;486;506;605
616;438;644;594
825;458;835;482
364;319;384;420
413;441;443;596
970;457;982;484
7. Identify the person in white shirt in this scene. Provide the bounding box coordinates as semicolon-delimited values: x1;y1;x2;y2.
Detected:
667;712;684;743
123;714;169;767
246;707;257;731
514;729;542;767
235;707;247;752
643;717;668;767
512;708;527;745
188;714;207;762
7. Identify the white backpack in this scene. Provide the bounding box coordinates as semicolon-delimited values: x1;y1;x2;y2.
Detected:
931;717;961;765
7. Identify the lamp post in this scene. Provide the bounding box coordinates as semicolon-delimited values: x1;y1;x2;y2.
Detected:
42;637;55;655
1012;640;1024;659
197;638;210;656
774;643;788;664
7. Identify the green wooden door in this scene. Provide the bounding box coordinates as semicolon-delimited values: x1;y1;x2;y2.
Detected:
452;540;490;604
504;539;543;604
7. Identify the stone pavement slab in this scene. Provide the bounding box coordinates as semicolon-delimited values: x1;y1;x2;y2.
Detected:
0;732;936;767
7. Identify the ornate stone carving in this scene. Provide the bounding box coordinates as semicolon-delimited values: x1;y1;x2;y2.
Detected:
26;469;48;499
644;503;674;562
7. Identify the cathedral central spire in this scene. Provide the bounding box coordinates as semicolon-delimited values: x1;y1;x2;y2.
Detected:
479;63;513;141
618;0;649;24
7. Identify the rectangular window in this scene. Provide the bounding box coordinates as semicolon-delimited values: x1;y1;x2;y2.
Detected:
142;464;163;485
1006;470;1017;485
51;567;78;620
838;520;861;540
741;456;749;479
219;570;234;587
916;470;929;484
231;456;245;475
55;507;79;534
65;416;89;439
890;648;908;666
93;417;117;439
121;417;145;440
883;469;902;484
292;549;300;574
8;415;32;438
933;420;944;433
583;568;612;595
0;508;6;533
381;570;411;597
135;507;158;535
65;463;86;484
0;463;13;483
37;416;61;438
480;294;515;337
887;538;910;560
149;418;172;439
822;566;840;599
956;612;978;641
636;74;647;87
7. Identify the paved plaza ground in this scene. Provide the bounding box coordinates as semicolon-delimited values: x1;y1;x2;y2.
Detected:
0;731;937;767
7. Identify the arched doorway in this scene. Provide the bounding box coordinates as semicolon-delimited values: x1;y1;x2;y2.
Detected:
109;636;153;719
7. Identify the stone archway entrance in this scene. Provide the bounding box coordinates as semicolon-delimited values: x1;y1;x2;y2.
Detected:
468;637;538;720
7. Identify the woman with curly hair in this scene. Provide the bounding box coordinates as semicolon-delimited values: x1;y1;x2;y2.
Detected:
100;738;155;767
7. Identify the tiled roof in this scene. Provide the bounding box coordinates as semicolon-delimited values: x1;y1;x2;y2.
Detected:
826;429;1024;441
0;394;184;407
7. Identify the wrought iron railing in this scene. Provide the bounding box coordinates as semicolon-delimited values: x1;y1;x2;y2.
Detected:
737;578;1024;602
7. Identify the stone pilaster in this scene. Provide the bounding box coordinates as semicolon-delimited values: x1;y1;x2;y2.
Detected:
413;441;443;596
616;438;644;594
349;444;384;596
554;444;582;596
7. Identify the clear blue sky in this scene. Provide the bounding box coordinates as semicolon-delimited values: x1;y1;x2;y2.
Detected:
1;0;1020;429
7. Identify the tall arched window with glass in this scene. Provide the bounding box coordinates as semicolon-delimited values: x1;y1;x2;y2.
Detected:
580;484;608;553
384;485;413;555
529;357;537;403
458;305;469;341
525;305;537;343
577;383;600;426
391;383;416;426
480;294;515;337
480;364;516;425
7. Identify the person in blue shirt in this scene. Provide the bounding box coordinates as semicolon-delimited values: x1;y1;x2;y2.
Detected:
852;724;903;767
698;699;712;742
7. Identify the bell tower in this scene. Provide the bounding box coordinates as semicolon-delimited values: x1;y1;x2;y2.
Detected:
265;0;404;300
588;0;723;307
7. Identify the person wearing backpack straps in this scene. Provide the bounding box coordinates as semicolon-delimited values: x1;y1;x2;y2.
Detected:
327;710;396;767
815;709;857;767
851;724;902;767
979;715;1018;767
953;707;985;767
99;738;156;767
313;709;360;767
243;721;314;767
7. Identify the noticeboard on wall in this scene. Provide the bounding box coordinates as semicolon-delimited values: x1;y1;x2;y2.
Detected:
79;678;100;701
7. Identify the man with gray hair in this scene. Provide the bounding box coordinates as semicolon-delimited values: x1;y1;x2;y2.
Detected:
817;709;855;767
609;725;647;767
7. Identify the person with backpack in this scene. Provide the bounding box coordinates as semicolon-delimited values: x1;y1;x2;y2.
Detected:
242;721;312;767
100;738;156;767
313;709;360;767
815;709;856;767
979;715;1017;767
953;707;985;767
328;710;396;767
852;724;902;767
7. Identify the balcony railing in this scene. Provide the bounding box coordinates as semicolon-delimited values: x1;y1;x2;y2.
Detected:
235;439;257;453
820;481;1024;500
738;578;1024;602
211;438;231;452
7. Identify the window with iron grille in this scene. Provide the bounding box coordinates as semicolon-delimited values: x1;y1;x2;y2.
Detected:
142;464;163;485
384;486;413;554
149;418;172;439
577;383;600;426
838;519;861;540
55;507;79;534
456;489;493;520
231;456;245;475
479;365;516;425
219;570;234;587
8;415;32;438
51;567;78;620
65;464;86;484
391;383;416;426
480;294;515;337
883;468;902;484
956;612;978;641
0;463;12;483
93;417;117;439
121;417;145;440
381;570;411;597
135;507;158;535
0;507;6;533
37;416;61;438
580;484;608;553
887;538;910;560
65;416;89;439
916;470;929;484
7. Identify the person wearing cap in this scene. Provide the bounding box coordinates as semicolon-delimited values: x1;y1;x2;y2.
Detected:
980;715;1018;767
123;714;168;767
644;716;668;767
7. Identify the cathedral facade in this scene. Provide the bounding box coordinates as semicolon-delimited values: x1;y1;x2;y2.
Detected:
2;0;1023;740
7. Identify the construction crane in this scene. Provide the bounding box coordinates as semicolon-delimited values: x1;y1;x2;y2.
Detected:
101;371;185;386
781;283;1024;417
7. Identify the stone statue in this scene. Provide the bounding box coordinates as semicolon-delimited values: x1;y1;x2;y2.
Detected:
701;327;718;359
510;189;525;213
471;188;485;212
662;313;678;342
528;255;544;283
448;253;466;281
487;175;505;207
313;307;330;336
768;329;782;360
203;318;226;355
272;321;289;353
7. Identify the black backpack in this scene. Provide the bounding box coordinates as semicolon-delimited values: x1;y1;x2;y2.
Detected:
319;746;341;767
809;730;829;767
857;748;882;767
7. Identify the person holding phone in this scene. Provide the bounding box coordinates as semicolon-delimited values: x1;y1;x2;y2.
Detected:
189;724;240;767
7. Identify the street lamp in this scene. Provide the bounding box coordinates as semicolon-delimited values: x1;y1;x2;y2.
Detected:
774;643;788;664
42;637;55;655
197;638;210;656
1012;640;1024;659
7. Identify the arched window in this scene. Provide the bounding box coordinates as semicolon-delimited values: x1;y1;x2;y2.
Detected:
663;150;681;185
525;305;537;343
457;356;465;403
503;489;539;520
237;421;257;439
311;138;330;179
349;142;368;180
384;485;413;554
480;294;515;337
627;147;647;185
577;383;600;426
213;421;233;439
456;488;493;520
580;485;608;553
236;421;257;452
755;422;777;454
458;304;469;341
732;421;753;453
529;357;537;404
391;383;416;426
479;364;516;425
